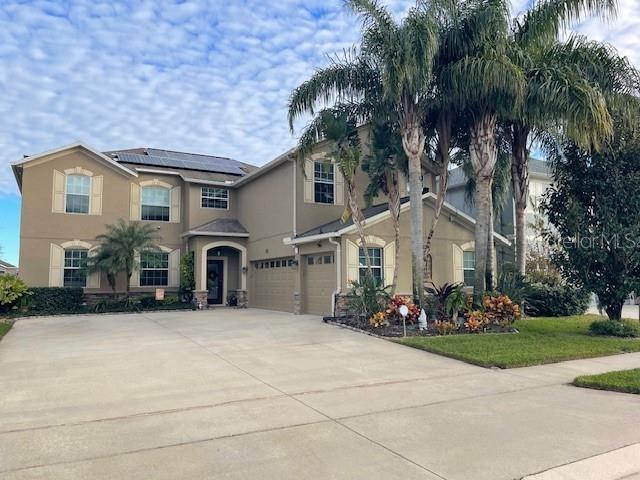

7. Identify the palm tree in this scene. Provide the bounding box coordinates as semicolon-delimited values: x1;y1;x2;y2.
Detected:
506;0;621;277
430;0;524;300
362;118;407;293
87;245;122;297
288;0;439;306
297;106;374;275
95;219;161;294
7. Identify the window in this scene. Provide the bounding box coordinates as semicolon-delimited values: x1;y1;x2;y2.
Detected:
201;187;229;209
359;247;383;284
65;175;90;214
314;162;334;204
141;187;170;221
64;250;87;287
463;251;475;285
140;252;169;286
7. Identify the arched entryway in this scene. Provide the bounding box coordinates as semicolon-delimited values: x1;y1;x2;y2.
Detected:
200;241;247;305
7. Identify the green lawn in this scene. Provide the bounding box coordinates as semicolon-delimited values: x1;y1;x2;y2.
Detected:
0;322;12;341
574;368;640;394
396;315;640;368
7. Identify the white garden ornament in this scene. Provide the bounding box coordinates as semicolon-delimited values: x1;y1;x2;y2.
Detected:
418;308;427;331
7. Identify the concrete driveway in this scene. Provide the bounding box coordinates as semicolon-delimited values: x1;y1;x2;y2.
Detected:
1;309;639;480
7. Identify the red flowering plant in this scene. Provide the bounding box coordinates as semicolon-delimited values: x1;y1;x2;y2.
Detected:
385;295;420;324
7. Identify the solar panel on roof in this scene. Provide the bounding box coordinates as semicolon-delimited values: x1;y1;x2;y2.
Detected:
115;151;245;175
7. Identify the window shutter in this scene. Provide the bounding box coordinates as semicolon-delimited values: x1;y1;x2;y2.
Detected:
334;168;344;206
130;252;140;287
346;240;359;286
130;184;141;220
49;243;64;287
168;249;180;287
453;244;464;283
90;175;103;215
86;249;101;288
303;159;314;203
52;170;65;213
383;241;395;288
170;186;181;223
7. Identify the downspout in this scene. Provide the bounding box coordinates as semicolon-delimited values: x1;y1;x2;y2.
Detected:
328;237;341;316
292;158;297;237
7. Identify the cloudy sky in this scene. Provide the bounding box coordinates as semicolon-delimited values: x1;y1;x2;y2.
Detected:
0;0;638;265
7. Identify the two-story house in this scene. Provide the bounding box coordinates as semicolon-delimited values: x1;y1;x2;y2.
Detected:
11;135;510;316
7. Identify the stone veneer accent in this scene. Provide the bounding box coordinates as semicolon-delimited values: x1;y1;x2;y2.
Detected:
194;290;208;309
293;291;301;315
234;289;248;308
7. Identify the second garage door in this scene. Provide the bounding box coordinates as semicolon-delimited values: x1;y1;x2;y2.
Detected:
303;252;336;316
250;258;295;312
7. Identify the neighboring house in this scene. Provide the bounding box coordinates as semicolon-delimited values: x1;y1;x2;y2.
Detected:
0;260;18;276
12;137;509;316
445;158;552;257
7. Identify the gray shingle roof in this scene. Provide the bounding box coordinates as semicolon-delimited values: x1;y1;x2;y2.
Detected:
448;157;550;188
297;197;411;238
188;218;249;235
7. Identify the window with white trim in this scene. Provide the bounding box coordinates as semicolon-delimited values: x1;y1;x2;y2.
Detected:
65;175;90;214
463;251;475;285
201;187;229;209
140;252;169;286
359;247;383;284
64;250;87;287
314;162;334;204
141;187;170;221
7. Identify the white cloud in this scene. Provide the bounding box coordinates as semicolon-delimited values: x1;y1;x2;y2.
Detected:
0;0;637;196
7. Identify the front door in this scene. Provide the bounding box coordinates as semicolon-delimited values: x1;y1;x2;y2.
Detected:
207;259;224;304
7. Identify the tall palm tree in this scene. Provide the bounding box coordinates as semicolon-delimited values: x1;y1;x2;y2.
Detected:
288;0;439;305
362;117;407;293
95;219;161;294
506;0;621;277
431;0;524;299
297;106;375;275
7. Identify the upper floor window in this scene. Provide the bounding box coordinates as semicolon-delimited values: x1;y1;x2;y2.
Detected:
314;162;334;204
141;187;170;222
201;187;229;209
64;249;87;287
359;247;383;284
65;175;90;214
140;252;169;286
463;250;475;285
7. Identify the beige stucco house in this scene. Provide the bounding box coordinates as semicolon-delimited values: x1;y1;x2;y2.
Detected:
12;137;510;316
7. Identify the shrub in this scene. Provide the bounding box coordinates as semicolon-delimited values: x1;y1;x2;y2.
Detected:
179;253;195;302
464;312;486;333
27;287;85;314
347;276;391;319
523;283;590;317
434;320;457;335
483;294;521;328
369;311;388;328
425;282;463;320
0;275;30;313
385;295;420;324
589;319;640;338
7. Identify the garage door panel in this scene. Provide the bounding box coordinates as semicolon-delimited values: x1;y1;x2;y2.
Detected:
250;258;295;312
303;253;336;316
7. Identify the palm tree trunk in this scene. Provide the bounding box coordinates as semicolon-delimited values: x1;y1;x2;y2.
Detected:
511;125;530;277
469;113;498;302
486;188;496;291
387;170;401;295
346;178;373;275
401;119;426;307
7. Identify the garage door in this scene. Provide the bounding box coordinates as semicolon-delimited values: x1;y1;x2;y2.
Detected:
250;258;295;312
303;252;336;316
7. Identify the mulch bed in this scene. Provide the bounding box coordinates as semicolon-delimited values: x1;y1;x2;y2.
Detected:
323;315;516;337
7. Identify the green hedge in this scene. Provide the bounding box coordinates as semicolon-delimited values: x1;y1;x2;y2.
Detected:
589;319;640;338
523;283;590;317
27;287;86;314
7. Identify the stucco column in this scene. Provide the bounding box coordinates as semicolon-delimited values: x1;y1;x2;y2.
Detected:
293;248;302;315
